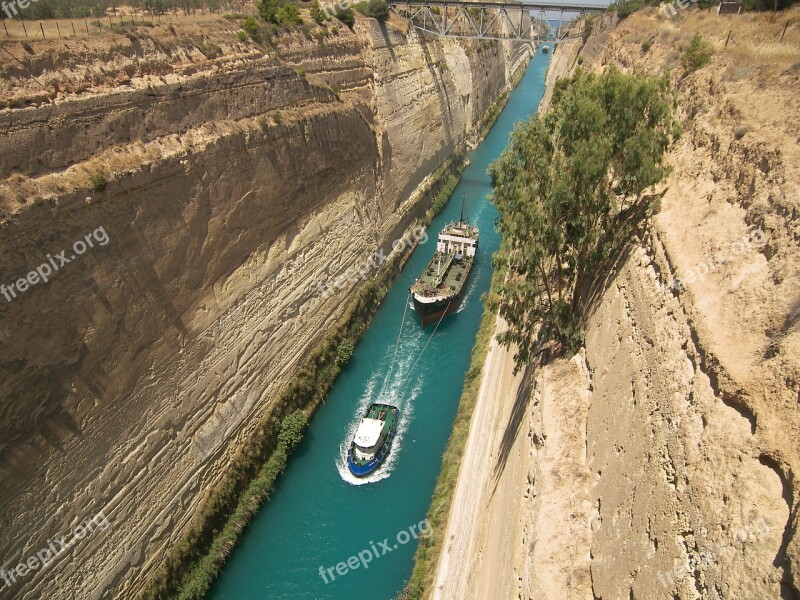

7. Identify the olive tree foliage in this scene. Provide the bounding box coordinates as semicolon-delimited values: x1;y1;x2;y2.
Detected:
488;66;677;370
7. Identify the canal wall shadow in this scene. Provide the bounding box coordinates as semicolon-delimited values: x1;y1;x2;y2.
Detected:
418;37;455;150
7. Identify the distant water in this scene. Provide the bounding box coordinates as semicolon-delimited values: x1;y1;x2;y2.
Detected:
207;50;551;600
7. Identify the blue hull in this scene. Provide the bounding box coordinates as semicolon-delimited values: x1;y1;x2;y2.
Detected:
347;449;387;477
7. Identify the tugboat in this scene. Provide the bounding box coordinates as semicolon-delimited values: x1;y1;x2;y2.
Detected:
409;196;479;327
347;403;399;477
541;44;550;54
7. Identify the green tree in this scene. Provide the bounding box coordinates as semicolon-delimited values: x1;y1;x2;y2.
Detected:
276;3;302;25
335;338;355;367
277;410;308;453
241;16;260;38
256;0;282;23
257;0;302;26
359;0;389;21
335;5;355;27
488;67;677;368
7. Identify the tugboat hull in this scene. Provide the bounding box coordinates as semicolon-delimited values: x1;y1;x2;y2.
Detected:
347;446;389;477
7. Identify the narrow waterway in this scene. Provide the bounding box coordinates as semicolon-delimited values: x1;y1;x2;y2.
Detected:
207;51;550;600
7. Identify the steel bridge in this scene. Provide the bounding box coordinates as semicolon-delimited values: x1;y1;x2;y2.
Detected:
388;0;609;43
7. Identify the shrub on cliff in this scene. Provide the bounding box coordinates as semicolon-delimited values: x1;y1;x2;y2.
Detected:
257;0;302;26
335;6;356;27
310;0;328;23
355;0;390;22
681;34;713;73
241;16;260;39
488;67;677;367
336;338;356;367
616;0;643;18
276;3;303;25
90;173;108;191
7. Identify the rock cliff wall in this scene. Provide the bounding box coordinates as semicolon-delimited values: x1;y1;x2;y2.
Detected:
429;8;799;600
0;16;529;599
523;9;800;599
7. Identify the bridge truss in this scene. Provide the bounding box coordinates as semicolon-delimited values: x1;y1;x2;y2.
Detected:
388;0;608;44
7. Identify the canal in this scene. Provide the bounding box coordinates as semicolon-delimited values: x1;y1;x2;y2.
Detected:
207;50;551;600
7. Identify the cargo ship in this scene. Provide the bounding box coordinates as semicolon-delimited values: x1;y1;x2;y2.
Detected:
409;198;478;327
347;403;399;477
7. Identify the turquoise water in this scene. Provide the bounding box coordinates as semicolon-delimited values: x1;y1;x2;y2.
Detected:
207;51;550;600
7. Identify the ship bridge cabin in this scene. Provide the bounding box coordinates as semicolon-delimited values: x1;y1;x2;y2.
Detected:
436;223;478;259
353;418;386;461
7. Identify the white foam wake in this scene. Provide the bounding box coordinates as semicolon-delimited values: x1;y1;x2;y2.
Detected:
336;324;426;485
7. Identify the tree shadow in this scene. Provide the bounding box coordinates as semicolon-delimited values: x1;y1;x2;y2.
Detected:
486;191;666;497
583;190;667;325
377;21;396;62
491;360;535;489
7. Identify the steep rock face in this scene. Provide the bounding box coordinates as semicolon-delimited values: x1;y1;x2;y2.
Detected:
428;8;799;600
522;8;800;599
0;18;529;599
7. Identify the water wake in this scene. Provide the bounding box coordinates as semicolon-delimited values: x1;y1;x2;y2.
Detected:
336;328;425;485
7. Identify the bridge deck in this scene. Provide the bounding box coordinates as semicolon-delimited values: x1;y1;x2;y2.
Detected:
388;0;609;14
